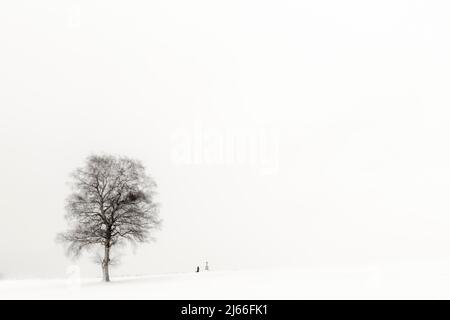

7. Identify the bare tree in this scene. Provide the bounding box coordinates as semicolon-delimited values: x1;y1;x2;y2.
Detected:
58;155;161;282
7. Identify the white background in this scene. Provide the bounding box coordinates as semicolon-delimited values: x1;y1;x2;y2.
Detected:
1;0;450;280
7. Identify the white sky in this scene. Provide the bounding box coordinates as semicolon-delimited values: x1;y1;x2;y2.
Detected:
1;0;450;278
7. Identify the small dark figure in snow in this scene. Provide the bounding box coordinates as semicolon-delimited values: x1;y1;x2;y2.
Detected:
196;266;200;273
205;261;209;271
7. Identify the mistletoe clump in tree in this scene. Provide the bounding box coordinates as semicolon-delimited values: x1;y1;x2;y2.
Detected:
58;155;161;282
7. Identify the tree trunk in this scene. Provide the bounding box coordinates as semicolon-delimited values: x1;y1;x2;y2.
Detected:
102;244;111;282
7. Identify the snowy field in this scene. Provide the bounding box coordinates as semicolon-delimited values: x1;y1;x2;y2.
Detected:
2;265;450;299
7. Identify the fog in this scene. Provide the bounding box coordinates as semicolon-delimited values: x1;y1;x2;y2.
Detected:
1;0;450;279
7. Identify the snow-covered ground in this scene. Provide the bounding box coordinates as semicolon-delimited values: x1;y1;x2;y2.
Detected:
2;265;450;299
